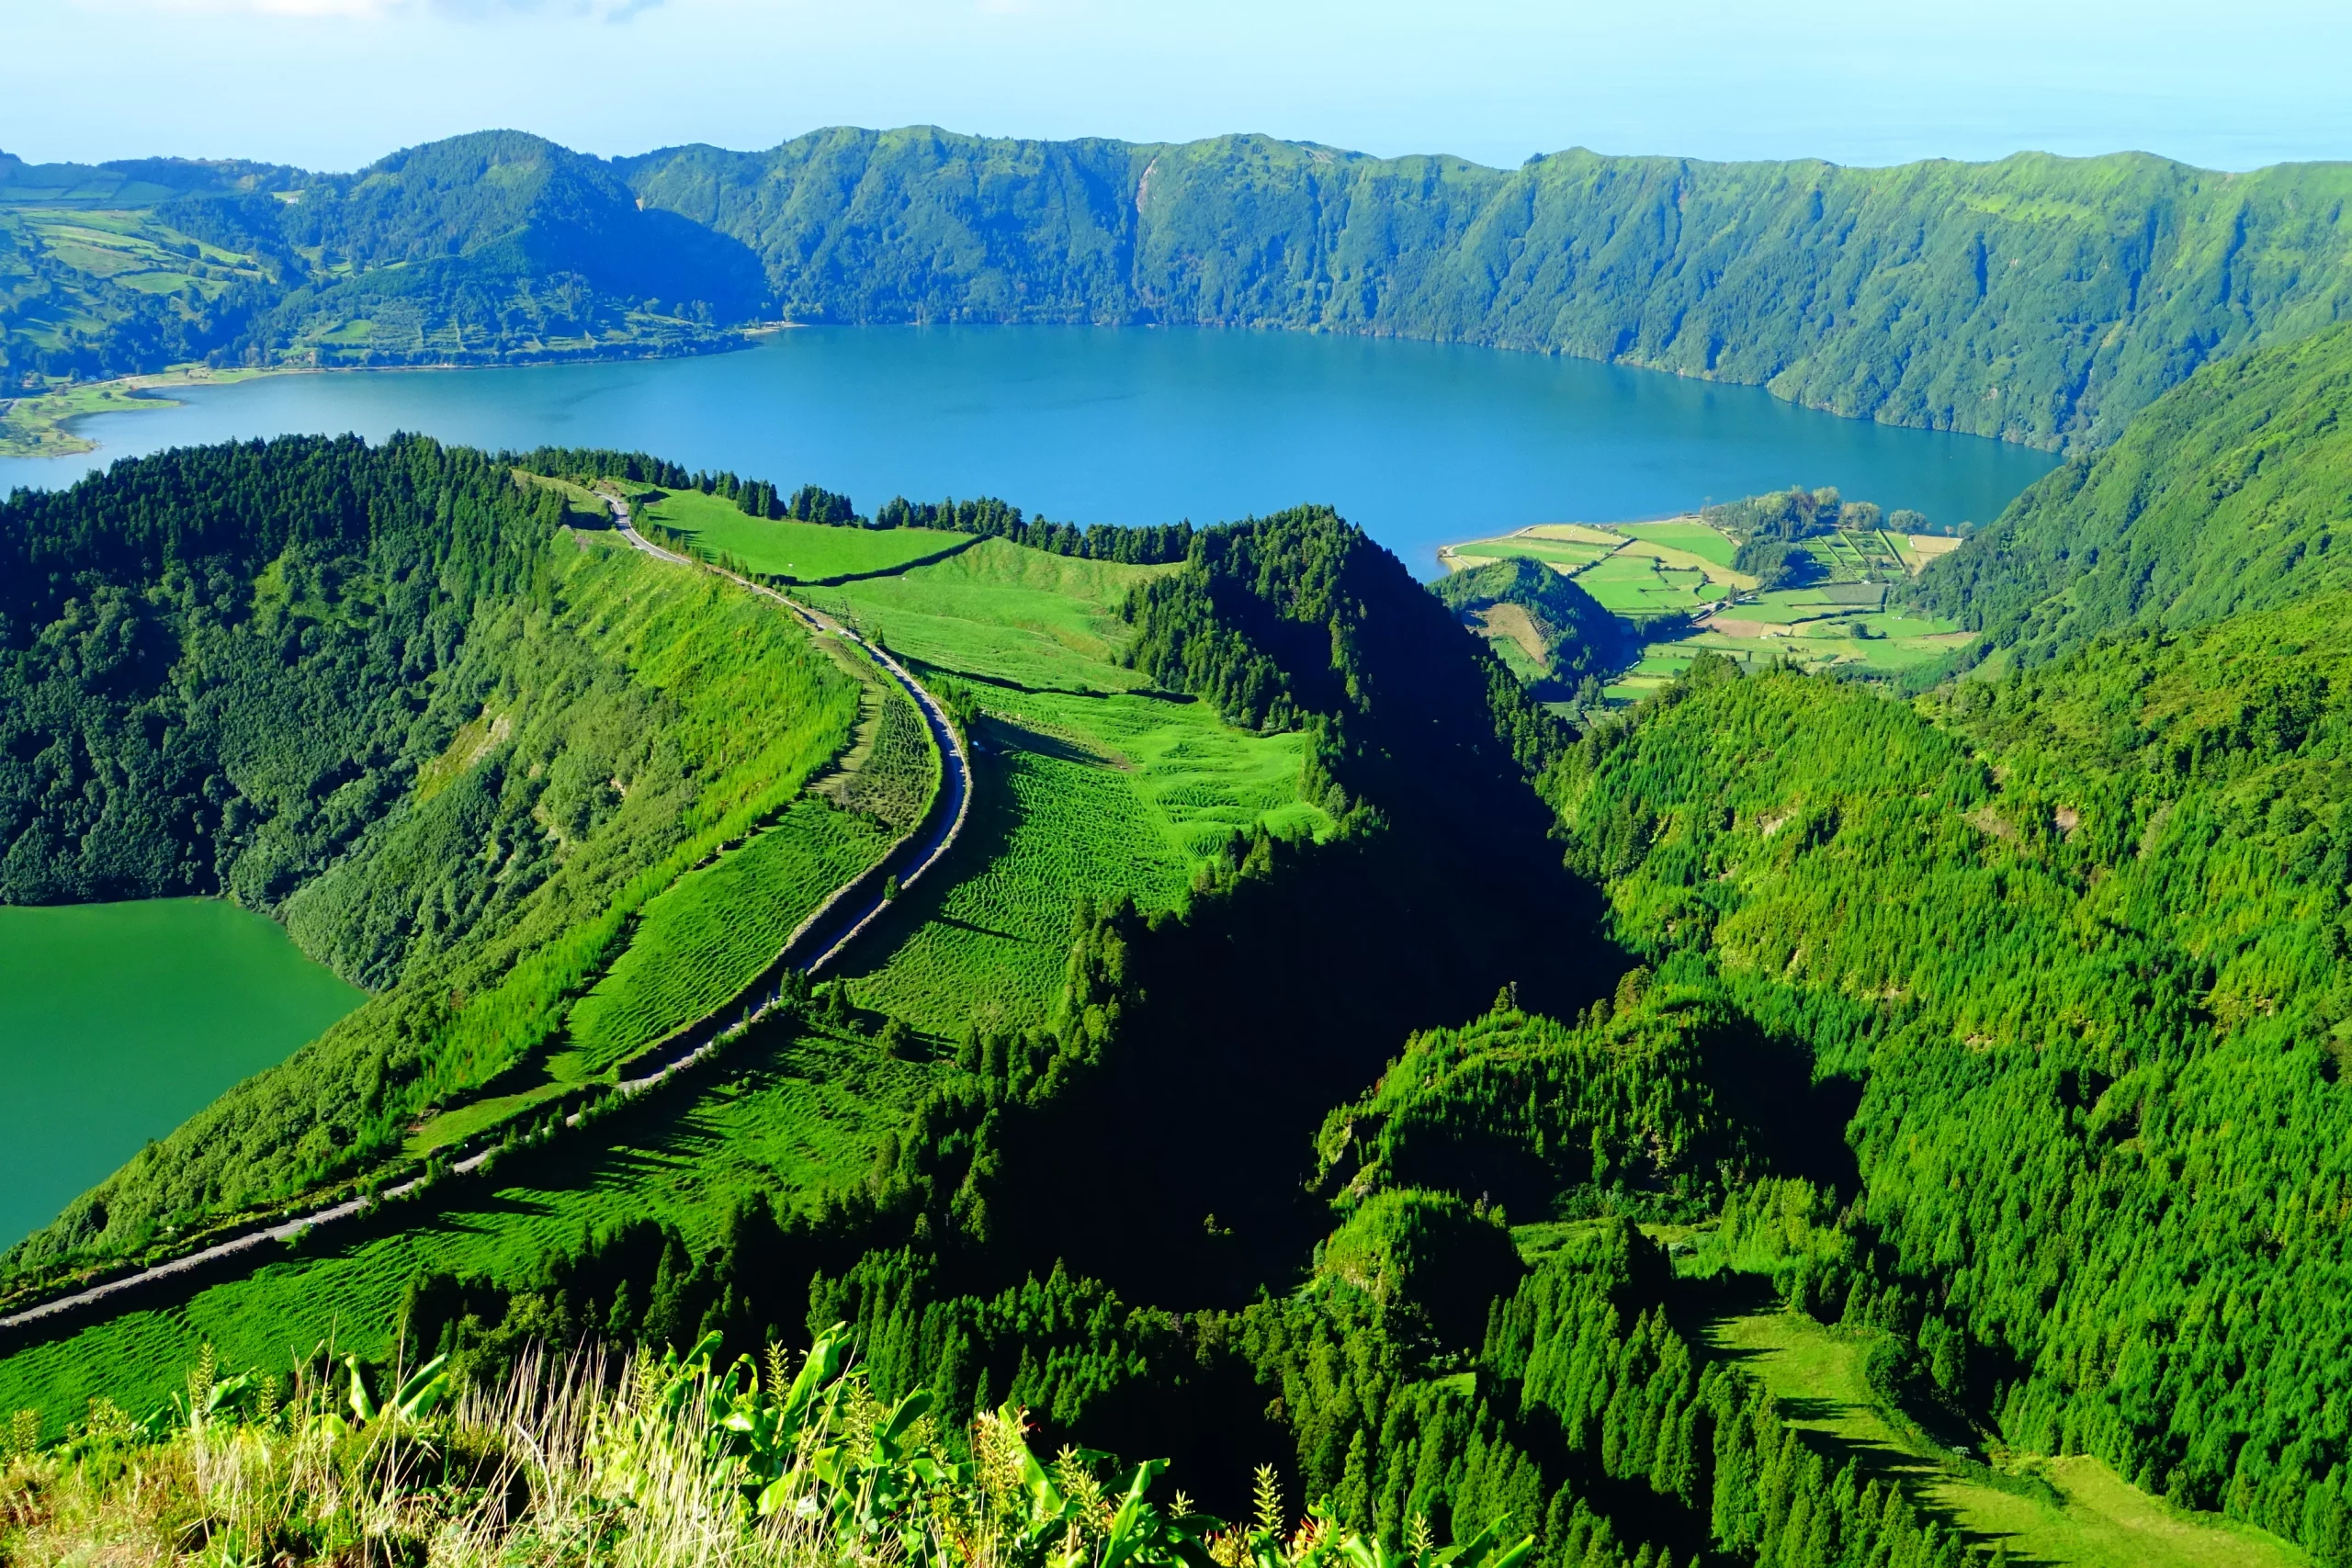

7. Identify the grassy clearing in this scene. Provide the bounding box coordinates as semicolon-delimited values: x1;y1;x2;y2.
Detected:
1697;1307;2303;1568
404;1084;572;1156
818;680;937;834
635;490;970;582
1437;518;1954;701
808;540;1329;1036
807;540;1170;695
1575;553;1715;615
1615;519;1741;568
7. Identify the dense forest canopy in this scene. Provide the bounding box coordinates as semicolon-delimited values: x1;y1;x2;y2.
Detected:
9;128;2352;446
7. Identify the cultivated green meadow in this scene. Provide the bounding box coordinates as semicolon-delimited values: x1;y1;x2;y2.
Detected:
1439;515;1974;704
811;540;1334;1034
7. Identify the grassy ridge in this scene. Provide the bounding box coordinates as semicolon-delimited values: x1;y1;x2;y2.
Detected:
0;523;1329;1433
635;488;973;582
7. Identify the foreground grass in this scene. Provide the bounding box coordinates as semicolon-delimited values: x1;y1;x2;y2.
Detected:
1698;1306;2305;1568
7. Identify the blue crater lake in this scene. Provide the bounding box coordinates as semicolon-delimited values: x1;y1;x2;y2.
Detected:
0;326;2057;575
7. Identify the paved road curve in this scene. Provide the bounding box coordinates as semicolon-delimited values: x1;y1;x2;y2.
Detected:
0;497;974;1336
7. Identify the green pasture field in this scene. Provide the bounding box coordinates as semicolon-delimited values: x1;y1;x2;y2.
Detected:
555;798;896;1079
820;677;939;834
1574;553;1716;615
635;489;971;582
1614;536;1757;589
1698;1307;2304;1568
0;1021;941;1439
808;539;1170;694
819;539;1332;1034
1599;588;1973;704
837;749;1188;1037
1614;519;1740;568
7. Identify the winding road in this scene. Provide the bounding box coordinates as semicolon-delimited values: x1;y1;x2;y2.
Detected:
0;495;973;1337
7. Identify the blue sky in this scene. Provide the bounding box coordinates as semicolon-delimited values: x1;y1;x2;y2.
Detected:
7;0;2348;173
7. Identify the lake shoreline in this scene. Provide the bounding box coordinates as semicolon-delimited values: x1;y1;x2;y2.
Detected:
0;324;810;461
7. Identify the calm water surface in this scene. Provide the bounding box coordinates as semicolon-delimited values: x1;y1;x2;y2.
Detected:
0;327;2058;575
0;899;362;1249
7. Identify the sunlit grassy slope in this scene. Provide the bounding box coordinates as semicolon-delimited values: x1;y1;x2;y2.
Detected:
636;489;972;581
0;529;1329;1428
1697;1306;2306;1568
810;539;1334;1034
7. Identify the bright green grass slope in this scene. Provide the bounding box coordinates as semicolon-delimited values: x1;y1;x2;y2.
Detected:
636;489;972;581
557;797;895;1077
0;531;1330;1430
801;539;1166;694
816;540;1334;1034
1912;321;2352;668
5;529;870;1280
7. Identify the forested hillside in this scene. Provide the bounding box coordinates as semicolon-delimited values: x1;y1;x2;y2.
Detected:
0;436;882;1280
13;373;2352;1568
1912;320;2352;666
619;133;2352;448
0;133;759;382
1534;592;2352;1555
13;127;2352;447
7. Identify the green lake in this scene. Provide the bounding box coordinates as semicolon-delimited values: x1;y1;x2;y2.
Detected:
0;899;363;1250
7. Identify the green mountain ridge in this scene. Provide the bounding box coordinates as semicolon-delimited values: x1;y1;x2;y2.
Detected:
1911;319;2352;667
0;438;892;1280
10;129;2352;448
